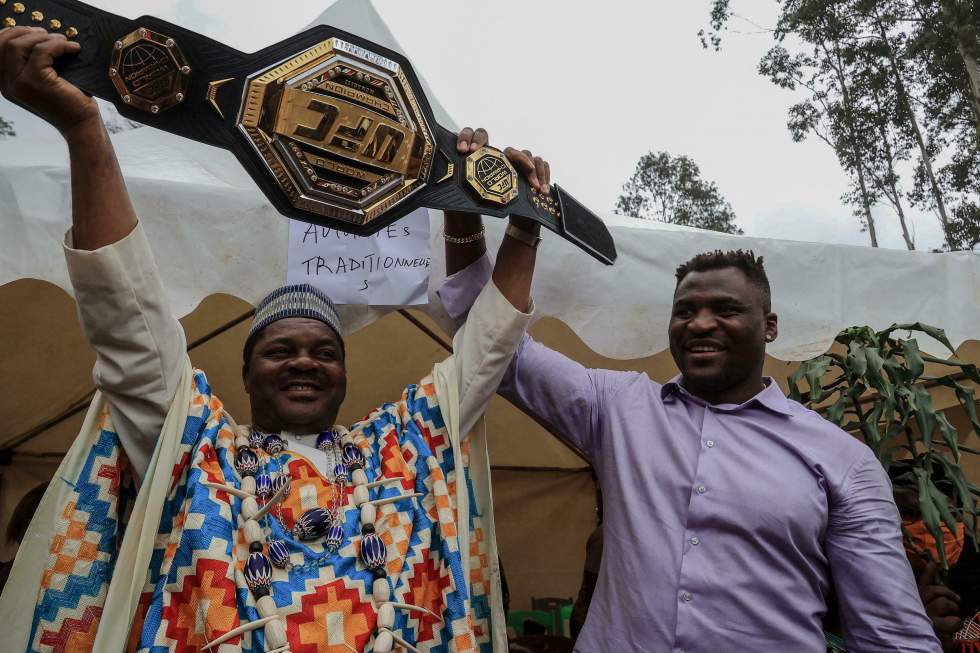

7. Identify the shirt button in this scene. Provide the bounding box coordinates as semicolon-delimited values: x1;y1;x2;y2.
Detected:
690;536;700;546
706;440;716;448
681;591;693;603
696;485;707;495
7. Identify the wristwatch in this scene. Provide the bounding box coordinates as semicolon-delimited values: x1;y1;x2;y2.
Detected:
505;222;542;249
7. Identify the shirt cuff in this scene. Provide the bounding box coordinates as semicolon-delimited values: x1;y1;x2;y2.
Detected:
63;222;147;293
437;254;494;325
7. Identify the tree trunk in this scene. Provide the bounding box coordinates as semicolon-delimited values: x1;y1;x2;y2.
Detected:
874;15;952;245
869;68;916;250
940;0;980;141
825;39;879;247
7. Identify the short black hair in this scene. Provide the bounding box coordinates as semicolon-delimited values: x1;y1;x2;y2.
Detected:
675;249;771;311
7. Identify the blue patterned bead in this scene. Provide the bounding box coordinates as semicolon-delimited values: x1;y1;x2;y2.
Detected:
248;429;265;448
360;532;387;571
244;551;273;592
272;474;291;497
333;462;349;480
292;507;332;540
315;430;336;451
342;444;365;468
325;522;344;552
255;473;273;499
268;539;290;568
263;433;285;455
235;448;259;477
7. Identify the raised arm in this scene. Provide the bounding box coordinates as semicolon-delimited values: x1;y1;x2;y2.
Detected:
441;133;610;456
447;129;547;434
1;28;185;477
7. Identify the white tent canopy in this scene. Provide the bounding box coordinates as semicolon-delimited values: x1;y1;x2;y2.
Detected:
2;0;980;361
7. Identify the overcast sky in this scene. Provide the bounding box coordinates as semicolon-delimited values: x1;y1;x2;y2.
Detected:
0;0;947;250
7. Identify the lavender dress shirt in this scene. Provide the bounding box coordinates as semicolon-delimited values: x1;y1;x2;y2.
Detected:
439;255;939;653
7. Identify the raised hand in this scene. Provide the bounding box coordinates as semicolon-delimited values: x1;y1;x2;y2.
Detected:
456;126;488;155
0;26;99;136
503;147;550;195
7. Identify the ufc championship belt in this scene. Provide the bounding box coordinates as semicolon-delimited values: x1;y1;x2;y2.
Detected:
3;1;617;264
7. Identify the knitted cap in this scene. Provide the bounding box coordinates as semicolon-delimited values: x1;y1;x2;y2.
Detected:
243;284;343;364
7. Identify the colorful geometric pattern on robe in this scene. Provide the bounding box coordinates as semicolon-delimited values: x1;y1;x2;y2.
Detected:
28;368;492;652
27;408;136;653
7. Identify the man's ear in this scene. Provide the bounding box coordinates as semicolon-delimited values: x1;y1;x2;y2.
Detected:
765;312;779;343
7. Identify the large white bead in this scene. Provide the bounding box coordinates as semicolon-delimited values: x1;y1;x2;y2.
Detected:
374;629;393;653
353;485;369;507
377;602;395;629
373;577;391;602
240;476;257;496
241;497;260;520
237;424;252;439
235;436;251;449
264;618;288;648
351;468;368;486
360;503;377;526
256;594;278;619
244;519;264;545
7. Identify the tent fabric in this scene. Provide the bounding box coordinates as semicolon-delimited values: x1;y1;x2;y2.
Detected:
5;125;980;362
3;3;980;363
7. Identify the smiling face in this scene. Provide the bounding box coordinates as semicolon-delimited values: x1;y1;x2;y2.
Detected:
669;267;777;405
243;317;347;434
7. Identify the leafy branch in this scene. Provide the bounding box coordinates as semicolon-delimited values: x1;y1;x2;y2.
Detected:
789;322;980;569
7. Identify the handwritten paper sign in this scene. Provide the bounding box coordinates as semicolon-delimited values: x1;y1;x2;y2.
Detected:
286;208;431;305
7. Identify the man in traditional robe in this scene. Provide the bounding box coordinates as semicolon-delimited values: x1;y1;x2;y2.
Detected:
439;211;942;651
0;26;548;652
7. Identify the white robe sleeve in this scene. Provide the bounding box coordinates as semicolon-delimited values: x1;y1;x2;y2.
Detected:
451;278;533;437
63;222;187;479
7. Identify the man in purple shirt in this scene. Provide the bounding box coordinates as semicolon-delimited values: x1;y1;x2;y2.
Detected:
437;188;939;651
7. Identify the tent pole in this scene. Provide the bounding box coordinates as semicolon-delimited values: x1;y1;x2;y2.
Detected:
397;310;452;352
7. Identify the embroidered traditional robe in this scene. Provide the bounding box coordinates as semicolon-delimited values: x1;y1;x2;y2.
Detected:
8;357;498;653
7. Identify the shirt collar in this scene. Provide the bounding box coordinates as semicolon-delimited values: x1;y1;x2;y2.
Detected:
661;375;794;416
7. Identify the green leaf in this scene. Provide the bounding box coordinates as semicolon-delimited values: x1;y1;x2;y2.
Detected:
826;395;849;425
788;356;833;405
933;378;980;437
902;339;925;380
885;323;955;353
846;341;868;378
915;467;949;569
936;456;978;521
911;385;937;452
936;412;961;463
862;347;894;404
930;483;959;535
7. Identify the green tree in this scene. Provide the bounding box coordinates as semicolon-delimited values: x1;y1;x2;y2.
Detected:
615;151;743;234
703;0;980;250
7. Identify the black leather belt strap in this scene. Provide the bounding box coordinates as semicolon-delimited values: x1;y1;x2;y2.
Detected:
2;0;616;264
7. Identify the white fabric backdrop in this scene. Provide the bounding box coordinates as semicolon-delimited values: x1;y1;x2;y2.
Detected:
1;0;978;361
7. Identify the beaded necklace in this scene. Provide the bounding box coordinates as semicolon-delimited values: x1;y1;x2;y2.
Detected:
201;424;431;653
